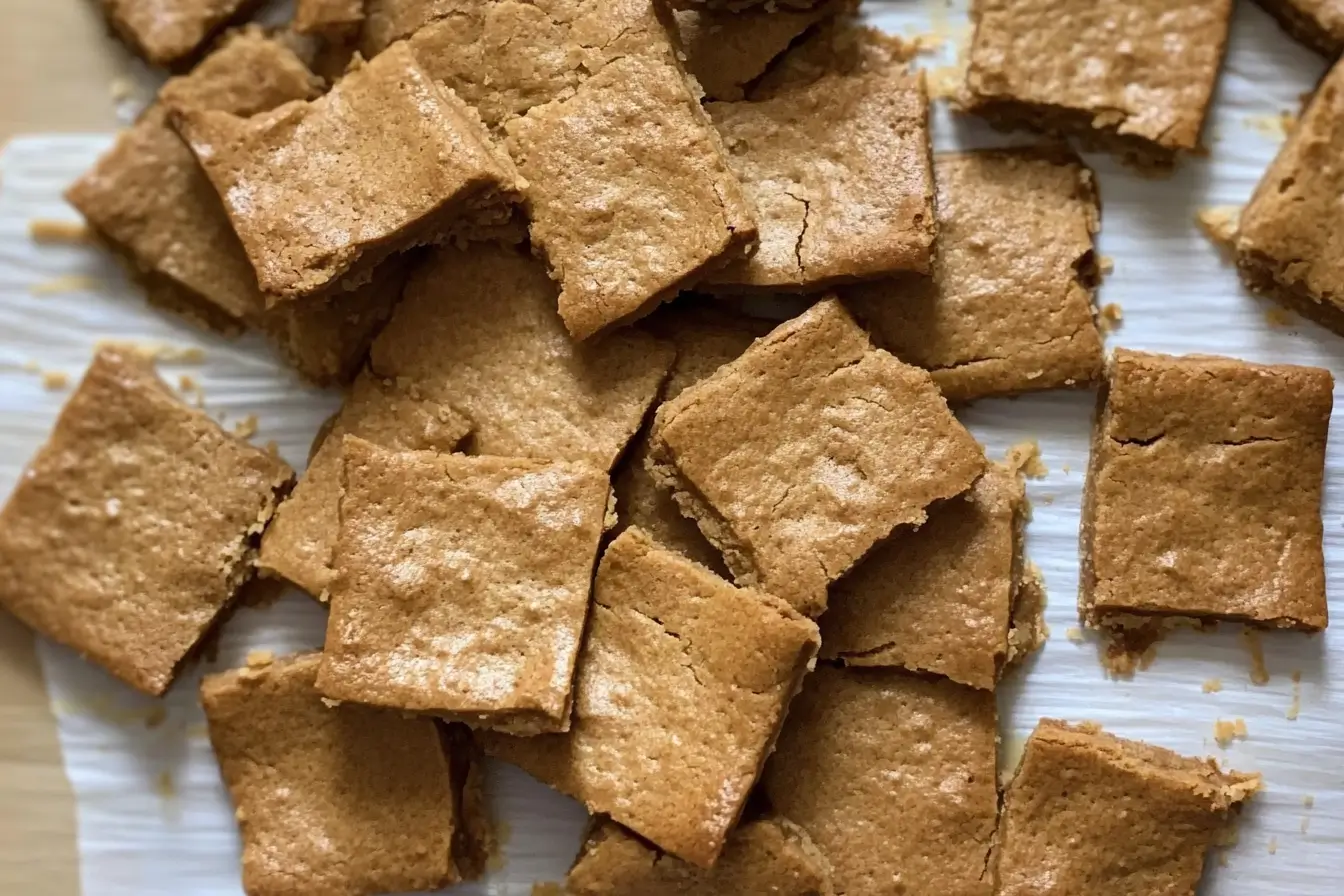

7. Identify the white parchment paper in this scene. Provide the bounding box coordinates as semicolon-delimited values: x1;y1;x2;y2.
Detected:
1;1;1342;893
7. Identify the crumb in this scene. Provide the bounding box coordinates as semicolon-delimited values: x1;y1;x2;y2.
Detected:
40;371;69;390
1281;110;1298;135
233;414;259;439
30;274;101;296
1101;637;1158;677
1242;629;1270;685
1264;306;1295;328
320;697;341;709
1243;113;1292;139
1195;206;1240;258
246;649;274;668
155;770;175;798
1287;670;1302;721
1005;440;1047;479
1268;836;1278;854
94;342;206;364
1065;627;1084;643
109;76;135;103
28;219;90;244
1304;795;1315;808
1202;678;1223;693
1098;302;1123;334
177;375;205;407
1040;494;1055;505
1098;255;1115;275
145;706;167;729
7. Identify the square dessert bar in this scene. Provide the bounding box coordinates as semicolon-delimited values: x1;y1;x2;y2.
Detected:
820;463;1038;690
566;818;832;896
67;28;323;334
317;437;611;733
1254;0;1344;55
0;348;292;695
481;527;820;867
648;298;985;617
172;42;522;304
762;665;999;896
1082;349;1332;631
100;0;259;66
996;720;1259;895
963;0;1233;167
1236;58;1344;334
505;53;756;339
201;652;490;896
258;370;472;597
704;60;935;292
749;18;913;100
367;243;673;469
612;303;770;575
845;147;1104;402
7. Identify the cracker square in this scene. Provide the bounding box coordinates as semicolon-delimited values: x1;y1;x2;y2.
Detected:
0;348;292;695
481;527;819;867
995;720;1259;895
762;665;998;896
648;298;984;616
1081;349;1332;631
845;148;1104;402
201;652;489;896
317;437;611;733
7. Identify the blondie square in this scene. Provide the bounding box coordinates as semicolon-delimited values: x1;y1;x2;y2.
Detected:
0;348;292;695
172;43;521;303
762;665;998;896
995;720;1260;896
963;0;1233;167
201;652;490;896
100;0;259;66
648;298;985;616
674;1;850;102
317;437;611;733
567;818;833;896
1082;349;1332;631
480;527;819;867
258;370;473;597
704;62;935;291
1255;0;1344;55
1236;59;1344;334
612;304;770;575
368;243;673;469
750;18;913;100
845;148;1104;402
820;463;1035;690
66;28;322;333
505;53;756;338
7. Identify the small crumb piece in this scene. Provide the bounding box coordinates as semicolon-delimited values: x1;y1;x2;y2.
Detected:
246;649;275;668
30;274;101;296
1202;678;1223;693
1242;629;1270;685
155;770;175;798
41;371;69;390
1304;795;1315;808
1268;836;1278;854
1281;110;1298;135
1065;627;1084;643
1264;306;1295;328
1005;440;1047;479
1213;718;1247;748
28;219;90;244
145;706;167;729
233;414;259;439
1287;670;1302;721
1195;206;1240;258
109;76;135;103
1098;302;1123;334
320;697;341;709
1098;255;1115;275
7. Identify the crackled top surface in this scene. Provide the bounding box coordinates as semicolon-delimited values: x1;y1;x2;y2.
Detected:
1083;348;1332;628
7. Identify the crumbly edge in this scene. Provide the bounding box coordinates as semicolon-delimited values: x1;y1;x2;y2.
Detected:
445;724;495;881
1236;247;1344;339
1076;368;1109;628
1253;0;1344;56
1004;484;1047;672
961;97;1180;172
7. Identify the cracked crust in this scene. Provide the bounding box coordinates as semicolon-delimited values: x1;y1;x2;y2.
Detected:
1080;348;1331;631
963;0;1233;169
762;665;998;896
647;298;984;616
479;527;819;868
995;720;1259;896
704;63;934;292
844;147;1104;403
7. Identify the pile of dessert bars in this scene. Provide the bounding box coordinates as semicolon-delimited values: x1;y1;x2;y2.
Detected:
2;0;1340;892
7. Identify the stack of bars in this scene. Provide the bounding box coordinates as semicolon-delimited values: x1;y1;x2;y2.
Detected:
14;0;1344;893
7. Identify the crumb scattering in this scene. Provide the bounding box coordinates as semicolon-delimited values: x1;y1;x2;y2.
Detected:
1202;678;1223;693
233;414;259;439
1242;629;1270;685
28;219;91;244
1005;440;1047;479
1213;718;1248;748
30;274;101;296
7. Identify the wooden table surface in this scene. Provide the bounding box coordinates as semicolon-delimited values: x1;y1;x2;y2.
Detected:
1;2;130;893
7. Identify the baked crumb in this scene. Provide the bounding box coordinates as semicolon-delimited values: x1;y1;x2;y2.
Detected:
233;414;259;439
1065;627;1084;643
155;770;175;799
109;76;135;103
245;649;274;668
1005;440;1047;479
1287;670;1302;721
178;375;205;407
30;274;101;296
1098;255;1115;275
1264;306;1296;328
1213;718;1248;748
1195;206;1240;258
28;219;91;244
1101;637;1158;677
1242;629;1270;685
1304;794;1315;809
145;706;167;729
1202;678;1223;693
1267;836;1278;854
40;371;69;391
1098;302;1124;334
1244;112;1292;139
320;697;341;709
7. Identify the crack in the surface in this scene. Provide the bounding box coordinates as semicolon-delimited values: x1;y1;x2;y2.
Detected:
929;327;1092;372
783;187;810;275
1113;431;1165;448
